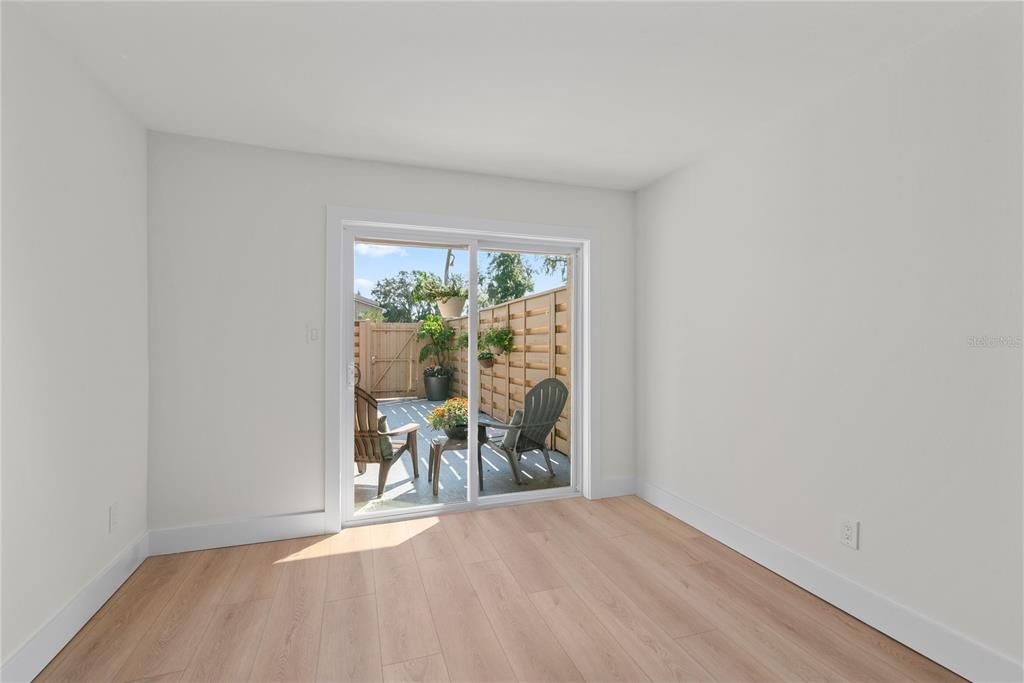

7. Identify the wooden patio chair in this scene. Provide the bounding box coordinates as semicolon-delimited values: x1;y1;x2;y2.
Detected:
483;378;568;486
354;386;419;497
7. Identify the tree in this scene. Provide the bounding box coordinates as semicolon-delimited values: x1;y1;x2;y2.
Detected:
542;255;568;282
371;270;438;322
483;252;534;305
358;309;385;322
476;273;491;309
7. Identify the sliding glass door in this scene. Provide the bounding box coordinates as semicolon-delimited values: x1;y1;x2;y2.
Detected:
335;220;582;524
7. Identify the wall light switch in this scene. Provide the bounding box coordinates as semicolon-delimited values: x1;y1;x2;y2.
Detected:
306;324;320;343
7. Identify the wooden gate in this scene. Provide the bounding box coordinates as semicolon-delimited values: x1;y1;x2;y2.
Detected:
353;321;428;398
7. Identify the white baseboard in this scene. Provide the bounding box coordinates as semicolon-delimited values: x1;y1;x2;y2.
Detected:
637;481;1023;683
591;476;636;498
0;532;150;683
148;511;327;555
2;510;330;683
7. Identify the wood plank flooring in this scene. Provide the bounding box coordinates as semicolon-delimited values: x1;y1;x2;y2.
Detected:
35;496;963;683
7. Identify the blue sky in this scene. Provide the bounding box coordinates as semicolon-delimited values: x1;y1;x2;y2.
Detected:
354;243;565;300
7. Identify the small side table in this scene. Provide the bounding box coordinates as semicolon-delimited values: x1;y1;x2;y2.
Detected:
428;425;489;496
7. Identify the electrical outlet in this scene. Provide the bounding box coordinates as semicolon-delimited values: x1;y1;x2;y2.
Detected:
108;503;120;534
840;519;859;549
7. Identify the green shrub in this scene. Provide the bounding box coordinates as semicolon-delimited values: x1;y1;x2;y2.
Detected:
416;314;456;373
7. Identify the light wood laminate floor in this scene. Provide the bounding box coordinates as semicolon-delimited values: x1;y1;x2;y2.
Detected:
36;496;963;683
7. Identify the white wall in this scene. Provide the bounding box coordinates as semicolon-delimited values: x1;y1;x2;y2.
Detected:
147;132;634;530
636;5;1022;669
1;9;149;664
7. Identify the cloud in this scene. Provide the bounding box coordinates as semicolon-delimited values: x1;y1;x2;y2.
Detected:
354;278;376;294
355;243;404;257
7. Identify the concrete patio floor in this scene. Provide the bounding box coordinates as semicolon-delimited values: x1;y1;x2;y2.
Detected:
354;398;571;514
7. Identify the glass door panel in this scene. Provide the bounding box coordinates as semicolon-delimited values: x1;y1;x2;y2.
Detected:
352;240;470;514
475;249;573;497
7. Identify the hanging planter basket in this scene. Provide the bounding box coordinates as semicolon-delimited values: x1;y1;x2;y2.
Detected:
436;296;466;319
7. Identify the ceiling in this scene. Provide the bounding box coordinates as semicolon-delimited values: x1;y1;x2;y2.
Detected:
14;2;982;190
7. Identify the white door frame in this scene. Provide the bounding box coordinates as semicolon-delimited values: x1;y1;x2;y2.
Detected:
325;206;596;530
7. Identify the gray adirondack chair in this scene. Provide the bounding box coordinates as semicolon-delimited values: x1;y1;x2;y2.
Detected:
484;378;568;486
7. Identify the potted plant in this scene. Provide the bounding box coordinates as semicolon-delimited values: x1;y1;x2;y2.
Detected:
413;274;468;319
456;331;503;368
421;365;454;400
416;314;456;400
427;397;469;439
481;327;515;357
457;327;514;368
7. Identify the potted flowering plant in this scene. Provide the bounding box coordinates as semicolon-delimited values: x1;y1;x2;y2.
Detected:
427;397;469;439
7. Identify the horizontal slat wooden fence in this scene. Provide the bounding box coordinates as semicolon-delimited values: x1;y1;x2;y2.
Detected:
353;285;571;454
449;287;571;454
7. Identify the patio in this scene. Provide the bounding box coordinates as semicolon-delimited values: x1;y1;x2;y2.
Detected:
354;398;571;514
